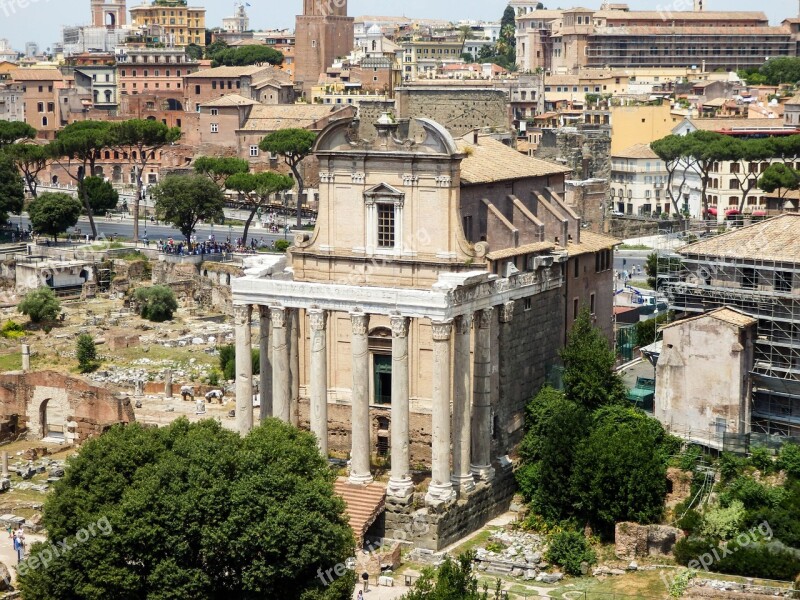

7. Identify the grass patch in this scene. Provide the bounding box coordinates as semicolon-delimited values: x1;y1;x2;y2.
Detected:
0;352;21;371
90;241;125;251
114;250;149;262
619;244;653;251
449;529;495;556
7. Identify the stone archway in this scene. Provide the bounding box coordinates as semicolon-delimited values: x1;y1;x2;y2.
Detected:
27;387;70;441
38;398;67;440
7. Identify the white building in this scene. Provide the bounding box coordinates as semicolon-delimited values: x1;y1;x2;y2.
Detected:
223;3;249;34
610;144;671;217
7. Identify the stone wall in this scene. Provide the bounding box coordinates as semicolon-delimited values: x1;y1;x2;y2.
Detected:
614;522;684;560
536;129;610;181
377;465;517;551
394;87;511;137
0;371;135;443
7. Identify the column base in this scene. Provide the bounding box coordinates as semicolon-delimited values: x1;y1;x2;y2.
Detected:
451;473;476;494
348;471;374;486
425;481;456;506
470;464;495;482
387;476;414;499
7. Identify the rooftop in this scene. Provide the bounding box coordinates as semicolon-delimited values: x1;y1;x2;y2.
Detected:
200;94;259;108
661;307;757;330
456;134;571;184
10;68;62;81
240;104;353;132
613;143;659;160
185;65;275;79
679;214;800;263
562;230;620;257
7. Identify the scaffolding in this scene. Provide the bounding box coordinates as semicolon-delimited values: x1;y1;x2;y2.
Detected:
656;221;800;440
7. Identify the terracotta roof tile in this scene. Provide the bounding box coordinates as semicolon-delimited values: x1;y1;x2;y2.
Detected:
562;230;620;257
10;68;62;81
240;104;353;132
613;143;659;160
456;135;571;184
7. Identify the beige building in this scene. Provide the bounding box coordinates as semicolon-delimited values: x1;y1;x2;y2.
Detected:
655;308;757;450
230;115;617;548
184;65;294;112
129;0;206;47
610;144;670;217
609;104;679;155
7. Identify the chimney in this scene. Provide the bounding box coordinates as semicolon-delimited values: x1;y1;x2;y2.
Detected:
472;129;479;144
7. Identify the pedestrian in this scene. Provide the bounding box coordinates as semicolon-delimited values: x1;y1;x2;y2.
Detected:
357;591;363;600
361;572;369;593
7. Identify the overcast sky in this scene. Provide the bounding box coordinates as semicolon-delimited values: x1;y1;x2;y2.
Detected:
1;0;792;51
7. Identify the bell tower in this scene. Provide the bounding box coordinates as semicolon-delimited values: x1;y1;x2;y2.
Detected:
92;0;127;29
296;0;354;95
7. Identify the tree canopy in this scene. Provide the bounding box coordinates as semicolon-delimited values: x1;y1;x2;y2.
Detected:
4;142;48;197
0;151;24;223
759;57;800;86
18;287;61;324
259;129;318;227
193;156;250;188
152;174;225;244
401;552;501;600
226;171;294;243
758;163;800;200
18;418;355;600
210;45;284;67
0;120;36;146
80;176;119;215
28;192;82;242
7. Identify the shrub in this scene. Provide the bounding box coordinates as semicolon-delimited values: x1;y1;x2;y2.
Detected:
676;509;703;535
274;239;290;252
76;334;98;373
719;452;747;483
18;287;61;324
675;537;800;580
219;344;260;381
700;500;746;540
0;320;25;339
778;443;800;479
207;369;221;387
133;286;178;322
545;530;596;576
720;476;785;511
750;447;776;475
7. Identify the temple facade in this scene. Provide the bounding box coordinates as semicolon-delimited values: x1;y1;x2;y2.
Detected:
231;115;616;548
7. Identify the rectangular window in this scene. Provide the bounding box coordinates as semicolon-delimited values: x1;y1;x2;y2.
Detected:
377;204;395;248
776;271;793;293
524;298;532;311
249;145;259;157
590;293;596;315
210;123;218;133
573;298;579;319
573;257;579;278
210;108;218;116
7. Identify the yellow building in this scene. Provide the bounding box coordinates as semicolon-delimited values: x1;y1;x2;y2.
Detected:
610;104;680;155
129;0;206;47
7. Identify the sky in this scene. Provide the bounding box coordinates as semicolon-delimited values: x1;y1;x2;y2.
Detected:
0;0;792;51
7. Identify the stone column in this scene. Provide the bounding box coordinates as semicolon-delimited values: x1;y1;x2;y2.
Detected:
349;312;373;485
258;306;272;420
452;315;475;493
234;304;253;436
271;307;291;423
471;308;495;482
1;452;8;478
308;309;328;456
426;320;456;505
164;369;173;399
21;344;30;372
388;314;413;499
289;308;300;427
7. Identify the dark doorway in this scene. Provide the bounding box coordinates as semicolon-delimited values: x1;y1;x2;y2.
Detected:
374;355;391;405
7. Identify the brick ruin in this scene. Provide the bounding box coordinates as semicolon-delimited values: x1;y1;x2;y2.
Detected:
0;371;135;444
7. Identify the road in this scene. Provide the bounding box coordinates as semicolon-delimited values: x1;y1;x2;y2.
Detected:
614;250;650;278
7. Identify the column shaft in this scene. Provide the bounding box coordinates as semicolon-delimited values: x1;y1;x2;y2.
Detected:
426;320;455;505
271;307;291;423
289;308;300;427
349;312;373;484
259;306;272;420
388;315;413;498
309;309;328;456
471;308;495;481
234;304;253;435
452;315;475;492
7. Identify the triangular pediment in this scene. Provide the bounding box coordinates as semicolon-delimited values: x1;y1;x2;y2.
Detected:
364;182;404;198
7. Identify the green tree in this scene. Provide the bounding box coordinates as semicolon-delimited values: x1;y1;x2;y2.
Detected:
152;174;225;245
110;119;182;242
185;43;203;61
50;121;113;238
560;309;626;410
28;192;82;242
213;45;283;67
80;176;119;214
644;252;683;290
758;163;800;203
651;135;697;216
219;344;260;381
0;120;36;147
76;333;98;373
226;171;294;244
133;286;178;322
18;287;61;324
501;5;517;42
759;57;800;86
516;387;587;522
4;142;48;197
546;531;597;576
402;552;501;600
682;130;730;223
458;25;475;56
18;419;355;600
571;406;670;538
259;128;317;227
717;138;774;211
193;155;249;189
0;151;25;223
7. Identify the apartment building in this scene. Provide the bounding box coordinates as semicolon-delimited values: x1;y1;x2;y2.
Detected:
116;46;199;96
11;69;64;140
400;39;464;81
184;65;294;112
129;0;206;47
610;144;670;216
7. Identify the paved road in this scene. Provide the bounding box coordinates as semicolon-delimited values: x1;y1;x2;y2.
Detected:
614;250;650;277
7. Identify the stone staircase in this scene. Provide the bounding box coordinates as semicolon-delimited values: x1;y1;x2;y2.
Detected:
333;478;387;547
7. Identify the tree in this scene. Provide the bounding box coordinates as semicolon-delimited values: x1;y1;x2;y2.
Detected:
18;287;61;324
560;309;627;410
401;552;501;600
110;119;182;242
17;419;355;600
758;163;800;203
27;192;82;242
458;25;475;56
133;286;178;322
80;176;119;214
546;531;597;576
0;120;36;147
0;151;24;223
212;45;284;67
226;171;294;244
651;135;697;216
50;121;113;238
152;175;225;245
4;142;48;197
515;387;588;522
759;57;800;86
682;130;729;224
193;156;249;189
716;138;774;211
644;252;684;290
501;5;517;49
219;344;260;381
186;43;203;61
76;333;98;373
259;129;317;227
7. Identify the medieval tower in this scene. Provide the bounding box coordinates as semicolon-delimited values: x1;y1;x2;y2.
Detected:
92;0;127;29
295;0;354;95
